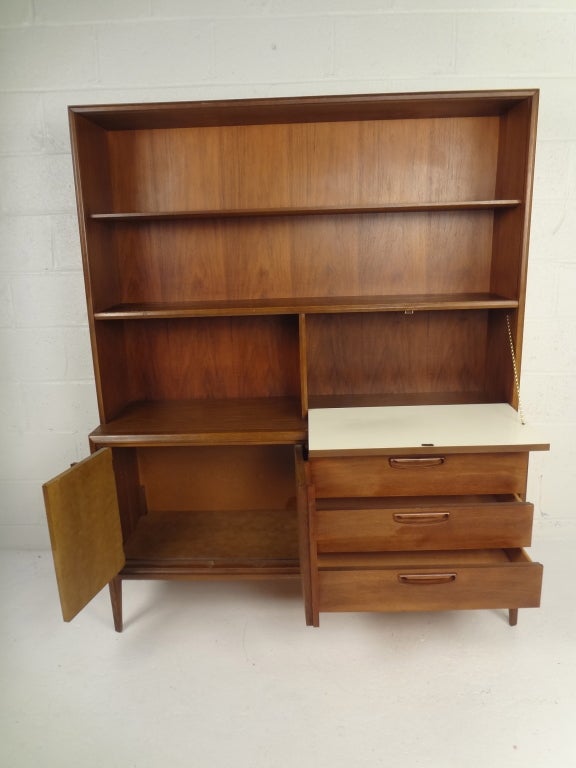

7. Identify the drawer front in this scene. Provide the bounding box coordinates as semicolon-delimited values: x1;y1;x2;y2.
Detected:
309;452;529;498
316;498;534;552
318;550;542;613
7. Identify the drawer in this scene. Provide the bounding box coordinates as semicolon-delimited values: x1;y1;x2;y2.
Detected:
309;452;529;498
315;495;534;552
318;549;542;613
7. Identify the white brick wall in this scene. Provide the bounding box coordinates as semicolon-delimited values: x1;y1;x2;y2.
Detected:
1;0;575;547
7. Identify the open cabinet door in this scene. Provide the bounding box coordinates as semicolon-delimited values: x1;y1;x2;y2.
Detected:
43;448;125;622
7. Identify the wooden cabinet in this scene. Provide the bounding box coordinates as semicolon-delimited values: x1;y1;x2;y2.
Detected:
43;90;548;631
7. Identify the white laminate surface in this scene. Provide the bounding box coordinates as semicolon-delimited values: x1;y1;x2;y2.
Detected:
307;403;549;455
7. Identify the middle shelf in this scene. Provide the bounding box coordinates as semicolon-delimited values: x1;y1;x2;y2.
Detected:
90;397;307;446
89;199;522;221
94;293;519;319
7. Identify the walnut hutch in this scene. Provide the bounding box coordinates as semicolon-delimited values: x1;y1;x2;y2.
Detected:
43;90;548;631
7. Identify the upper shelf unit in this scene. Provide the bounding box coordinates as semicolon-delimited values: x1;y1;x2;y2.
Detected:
75;119;517;213
69;90;538;424
70;91;537;318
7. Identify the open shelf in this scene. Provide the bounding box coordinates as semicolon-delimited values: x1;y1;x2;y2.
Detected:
122;509;300;577
89;397;307;446
94;293;519;320
90;200;521;222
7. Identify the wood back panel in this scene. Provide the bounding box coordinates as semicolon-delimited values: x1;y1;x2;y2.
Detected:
106;117;499;212
306;310;489;398
122;316;301;401
108;211;494;304
137;445;296;511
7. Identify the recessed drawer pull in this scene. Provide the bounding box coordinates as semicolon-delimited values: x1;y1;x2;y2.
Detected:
398;573;457;585
393;512;450;524
389;457;445;469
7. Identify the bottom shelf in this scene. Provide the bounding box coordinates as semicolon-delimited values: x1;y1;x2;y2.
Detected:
317;548;542;613
122;509;300;577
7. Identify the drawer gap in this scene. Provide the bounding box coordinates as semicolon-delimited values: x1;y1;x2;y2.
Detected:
318;548;533;570
316;493;520;511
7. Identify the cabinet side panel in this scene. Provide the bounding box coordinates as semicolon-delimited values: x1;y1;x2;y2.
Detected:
69;114;120;311
489;96;538;407
111;448;146;541
492;102;536;304
484;311;516;405
69;113;121;422
94;323;144;422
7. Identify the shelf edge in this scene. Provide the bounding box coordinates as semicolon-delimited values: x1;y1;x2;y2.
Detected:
89;200;521;221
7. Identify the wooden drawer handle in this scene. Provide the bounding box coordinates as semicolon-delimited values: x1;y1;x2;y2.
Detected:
389;457;445;469
393;512;450;524
398;573;456;585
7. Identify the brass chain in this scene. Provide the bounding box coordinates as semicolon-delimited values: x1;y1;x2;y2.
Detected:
506;314;525;425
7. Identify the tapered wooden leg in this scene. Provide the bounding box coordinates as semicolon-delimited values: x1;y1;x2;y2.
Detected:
509;608;518;626
109;576;123;632
295;446;314;626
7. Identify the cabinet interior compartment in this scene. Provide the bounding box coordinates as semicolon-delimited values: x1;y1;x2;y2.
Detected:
102;116;501;212
306;309;518;407
94;315;302;423
113;445;299;574
88;210;503;311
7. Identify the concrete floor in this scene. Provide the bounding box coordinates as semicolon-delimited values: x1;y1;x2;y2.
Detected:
1;526;575;768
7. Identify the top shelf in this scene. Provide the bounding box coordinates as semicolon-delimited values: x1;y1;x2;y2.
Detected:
89;200;521;222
